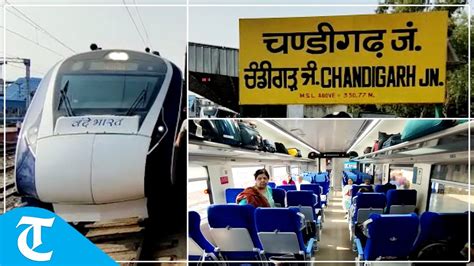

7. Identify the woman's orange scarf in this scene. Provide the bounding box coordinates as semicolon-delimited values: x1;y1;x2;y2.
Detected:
236;187;270;208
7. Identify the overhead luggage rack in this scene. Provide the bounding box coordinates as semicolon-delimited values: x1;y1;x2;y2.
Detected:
189;139;315;163
353;122;470;164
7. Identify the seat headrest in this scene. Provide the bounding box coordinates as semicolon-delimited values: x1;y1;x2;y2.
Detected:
255;208;301;232
355;192;386;208
277;185;297;191
386;189;417;205
287;190;316;206
208;204;255;228
300;184;321;194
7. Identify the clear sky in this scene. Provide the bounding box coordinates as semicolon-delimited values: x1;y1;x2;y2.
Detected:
189;5;380;49
3;3;186;81
2;1;468;81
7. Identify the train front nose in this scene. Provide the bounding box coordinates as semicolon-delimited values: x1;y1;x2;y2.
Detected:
34;116;149;204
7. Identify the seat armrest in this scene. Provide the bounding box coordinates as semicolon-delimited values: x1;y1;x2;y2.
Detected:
354;238;364;259
305;238;316;256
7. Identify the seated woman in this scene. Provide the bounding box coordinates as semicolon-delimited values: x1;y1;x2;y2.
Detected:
236;168;275;208
282;174;296;185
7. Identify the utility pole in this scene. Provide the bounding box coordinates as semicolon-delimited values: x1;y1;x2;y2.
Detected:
1;57;32;108
24;59;31;108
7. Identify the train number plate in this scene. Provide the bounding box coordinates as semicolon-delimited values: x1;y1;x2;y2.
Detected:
54;115;140;134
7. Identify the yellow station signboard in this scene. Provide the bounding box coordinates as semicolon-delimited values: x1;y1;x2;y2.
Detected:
239;11;448;105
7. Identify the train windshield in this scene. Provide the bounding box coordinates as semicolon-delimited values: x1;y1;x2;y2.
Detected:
54;53;169;125
56;74;164;116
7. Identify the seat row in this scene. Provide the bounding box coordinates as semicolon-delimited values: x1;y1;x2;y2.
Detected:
226;184;328;210
350;189;417;219
229;182;330;208
189;205;319;262
353;211;471;261
302;171;329;183
343;170;373;186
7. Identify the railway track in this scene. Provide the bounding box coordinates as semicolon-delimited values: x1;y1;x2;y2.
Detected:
1;141;17;155
1;151;22;213
81;217;146;264
82;217;186;264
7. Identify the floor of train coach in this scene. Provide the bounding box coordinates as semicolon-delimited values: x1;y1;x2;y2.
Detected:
314;190;355;263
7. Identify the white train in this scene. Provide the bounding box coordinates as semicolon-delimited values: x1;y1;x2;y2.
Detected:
15;49;184;222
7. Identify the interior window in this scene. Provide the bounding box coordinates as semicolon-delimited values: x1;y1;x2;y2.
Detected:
231;165;265;188
273;166;289;185
188;166;211;220
388;166;414;189
429;164;470;213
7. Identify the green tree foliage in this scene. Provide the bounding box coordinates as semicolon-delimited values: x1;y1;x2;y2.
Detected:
350;0;468;117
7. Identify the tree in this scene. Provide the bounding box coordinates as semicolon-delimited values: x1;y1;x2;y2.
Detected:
350;0;469;117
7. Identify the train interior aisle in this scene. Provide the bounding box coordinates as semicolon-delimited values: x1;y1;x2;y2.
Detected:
188;119;472;264
315;191;354;261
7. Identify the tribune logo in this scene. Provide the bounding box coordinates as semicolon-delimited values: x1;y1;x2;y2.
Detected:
16;216;55;262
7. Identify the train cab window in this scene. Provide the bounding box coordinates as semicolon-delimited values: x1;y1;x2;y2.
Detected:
53;55;169;127
429;164;470;213
56;75;163;118
188;166;211;220
231;165;265;188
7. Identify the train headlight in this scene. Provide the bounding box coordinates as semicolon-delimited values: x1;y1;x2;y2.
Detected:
106;52;129;61
25;126;39;155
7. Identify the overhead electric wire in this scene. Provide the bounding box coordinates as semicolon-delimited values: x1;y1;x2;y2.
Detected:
5;1;76;54
122;0;148;48
133;0;152;50
7;63;45;75
1;26;65;57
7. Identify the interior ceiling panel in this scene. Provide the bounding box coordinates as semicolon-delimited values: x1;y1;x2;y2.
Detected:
273;120;367;153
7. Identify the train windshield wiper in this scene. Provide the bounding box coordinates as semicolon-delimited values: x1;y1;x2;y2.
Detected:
58;80;76;116
126;82;149;116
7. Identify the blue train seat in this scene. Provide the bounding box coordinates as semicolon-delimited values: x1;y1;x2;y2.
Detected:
351;192;386;224
277;185;297;192
300;184;322;209
272;188;286;207
315;181;330;206
255;207;315;260
355;213;419;261
351;185;374;199
268;182;276;189
314;174;327;183
188;211;218;261
225;188;244;204
287;191;320;221
411;211;468;260
386;189;417;214
374;184;397;194
287;190;321;240
207;204;264;260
